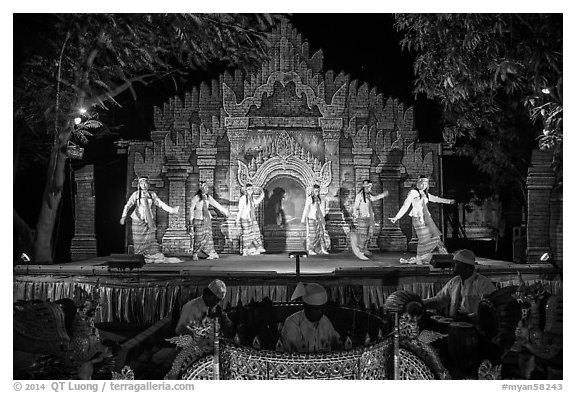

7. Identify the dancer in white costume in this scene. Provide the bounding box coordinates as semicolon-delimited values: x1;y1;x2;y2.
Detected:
236;183;266;256
301;184;330;255
120;176;182;263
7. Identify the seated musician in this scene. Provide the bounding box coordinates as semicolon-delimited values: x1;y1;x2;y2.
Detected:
423;249;496;323
281;282;342;353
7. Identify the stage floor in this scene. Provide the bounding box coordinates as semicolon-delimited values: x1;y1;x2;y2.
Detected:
14;252;562;325
14;251;559;285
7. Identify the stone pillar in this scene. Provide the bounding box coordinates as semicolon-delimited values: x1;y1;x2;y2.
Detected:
353;148;372;190
378;166;408;251
197;148;217;184
161;163;192;254
71;165;97;261
526;149;555;264
224;118;249;253
320;118;342;209
321;118;349;251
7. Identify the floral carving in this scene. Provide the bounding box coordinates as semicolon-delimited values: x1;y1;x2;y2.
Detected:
133;144;163;180
223;71;346;118
374;130;404;172
164;131;193;163
401;142;434;179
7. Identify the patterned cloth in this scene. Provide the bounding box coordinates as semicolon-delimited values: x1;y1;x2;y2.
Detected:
192;218;215;256
131;219;181;263
281;310;341;353
412;203;447;263
131;218;161;255
240;218;264;254
356;217;373;254
306;218;331;253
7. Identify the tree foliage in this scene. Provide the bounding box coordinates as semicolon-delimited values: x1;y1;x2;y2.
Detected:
394;14;563;201
14;13;280;262
15;13;278;140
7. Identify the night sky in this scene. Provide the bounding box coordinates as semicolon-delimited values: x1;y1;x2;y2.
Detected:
14;14;487;261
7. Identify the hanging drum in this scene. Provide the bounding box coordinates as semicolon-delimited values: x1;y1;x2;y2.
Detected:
447;322;478;370
477;286;522;350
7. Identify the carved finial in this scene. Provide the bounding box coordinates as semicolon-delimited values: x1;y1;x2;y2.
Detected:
275;338;284;352
364;332;371;346
344;336;353;350
252;336;261;350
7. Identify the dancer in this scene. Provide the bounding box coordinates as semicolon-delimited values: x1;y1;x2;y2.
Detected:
389;175;455;264
352;179;389;258
120;176;181;263
189;181;228;261
301;184;330;255
236;183;266;256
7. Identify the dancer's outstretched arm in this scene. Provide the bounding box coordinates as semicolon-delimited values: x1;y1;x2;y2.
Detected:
429;194;455;205
209;195;229;217
152;192;179;214
389;189;418;224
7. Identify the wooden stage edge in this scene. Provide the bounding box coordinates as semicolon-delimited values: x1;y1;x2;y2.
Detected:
13;251;561;287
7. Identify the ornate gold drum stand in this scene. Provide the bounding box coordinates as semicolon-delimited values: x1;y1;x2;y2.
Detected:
178;302;450;380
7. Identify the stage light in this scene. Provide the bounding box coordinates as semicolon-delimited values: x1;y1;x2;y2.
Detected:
74;117;82;125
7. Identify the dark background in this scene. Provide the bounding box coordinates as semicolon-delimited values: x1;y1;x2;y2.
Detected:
14;14;505;262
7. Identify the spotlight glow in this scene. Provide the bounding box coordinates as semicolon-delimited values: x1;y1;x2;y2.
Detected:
79;108;87;114
74;117;82;125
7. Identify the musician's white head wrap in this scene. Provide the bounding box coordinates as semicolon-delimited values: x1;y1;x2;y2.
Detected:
208;279;227;300
291;282;328;306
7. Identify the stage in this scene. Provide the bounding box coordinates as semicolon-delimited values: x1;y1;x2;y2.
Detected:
13;251;561;325
14;250;560;280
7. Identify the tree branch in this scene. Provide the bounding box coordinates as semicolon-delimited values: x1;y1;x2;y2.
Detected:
84;69;186;108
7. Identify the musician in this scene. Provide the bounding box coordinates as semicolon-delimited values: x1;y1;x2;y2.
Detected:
281;282;341;353
423;249;496;322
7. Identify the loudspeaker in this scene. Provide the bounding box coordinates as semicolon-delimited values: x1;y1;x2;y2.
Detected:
106;254;145;270
430;254;454;269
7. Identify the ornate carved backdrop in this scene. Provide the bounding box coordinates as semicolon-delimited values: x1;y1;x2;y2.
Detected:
117;19;443;255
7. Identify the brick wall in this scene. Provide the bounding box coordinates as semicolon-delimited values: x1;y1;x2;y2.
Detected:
550;191;563;268
71;165;97;261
